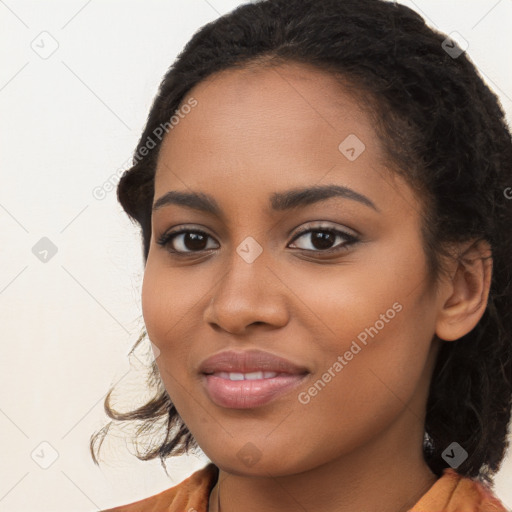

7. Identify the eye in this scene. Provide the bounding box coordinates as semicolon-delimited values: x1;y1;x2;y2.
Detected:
157;228;218;254
156;223;359;256
288;224;359;254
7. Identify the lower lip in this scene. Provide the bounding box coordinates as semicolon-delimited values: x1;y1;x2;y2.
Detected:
202;373;307;409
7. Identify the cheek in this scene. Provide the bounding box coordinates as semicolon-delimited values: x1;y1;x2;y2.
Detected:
140;258;206;392
141;264;188;407
291;241;435;413
140;260;187;375
141;257;198;347
286;305;434;471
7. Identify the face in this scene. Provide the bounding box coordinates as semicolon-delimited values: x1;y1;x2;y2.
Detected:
142;62;444;476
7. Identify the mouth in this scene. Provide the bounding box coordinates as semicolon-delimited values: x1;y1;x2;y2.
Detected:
198;349;309;409
201;372;308;409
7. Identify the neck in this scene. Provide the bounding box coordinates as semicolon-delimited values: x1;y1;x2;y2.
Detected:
208;426;438;512
208;412;437;512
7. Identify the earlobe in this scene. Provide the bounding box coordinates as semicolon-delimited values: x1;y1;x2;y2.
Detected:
435;240;492;342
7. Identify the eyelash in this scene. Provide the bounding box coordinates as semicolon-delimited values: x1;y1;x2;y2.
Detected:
156;224;359;257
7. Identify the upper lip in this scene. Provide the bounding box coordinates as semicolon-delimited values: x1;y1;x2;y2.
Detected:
199;349;309;375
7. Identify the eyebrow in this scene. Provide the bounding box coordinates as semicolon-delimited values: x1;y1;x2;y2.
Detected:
152;184;379;215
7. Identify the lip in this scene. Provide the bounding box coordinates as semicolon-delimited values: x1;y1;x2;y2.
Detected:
199;349;309;409
199;349;309;375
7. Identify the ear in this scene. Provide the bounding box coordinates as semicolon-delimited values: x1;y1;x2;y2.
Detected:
435;239;492;342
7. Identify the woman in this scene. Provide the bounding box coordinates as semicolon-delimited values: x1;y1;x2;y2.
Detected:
92;0;512;510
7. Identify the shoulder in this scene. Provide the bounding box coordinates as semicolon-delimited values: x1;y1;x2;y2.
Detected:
101;462;219;512
410;468;509;512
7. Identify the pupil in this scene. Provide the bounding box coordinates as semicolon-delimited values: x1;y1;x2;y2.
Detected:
186;233;207;250
312;232;334;250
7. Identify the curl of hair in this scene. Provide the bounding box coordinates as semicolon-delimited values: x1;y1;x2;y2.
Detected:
91;0;512;484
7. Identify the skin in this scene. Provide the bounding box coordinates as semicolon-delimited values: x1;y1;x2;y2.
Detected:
141;61;492;512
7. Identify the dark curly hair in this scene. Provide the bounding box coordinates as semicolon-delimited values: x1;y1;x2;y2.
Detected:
90;0;512;485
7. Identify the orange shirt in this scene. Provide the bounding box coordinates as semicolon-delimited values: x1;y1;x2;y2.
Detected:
101;463;508;512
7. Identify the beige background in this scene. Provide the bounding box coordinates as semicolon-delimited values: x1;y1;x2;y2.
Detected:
0;0;511;510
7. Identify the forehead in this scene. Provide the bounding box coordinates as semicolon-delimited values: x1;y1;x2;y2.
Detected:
153;61;418;222
174;62;370;136
156;62;383;175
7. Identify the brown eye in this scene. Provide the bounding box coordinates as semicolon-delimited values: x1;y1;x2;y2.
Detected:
156;224;359;257
157;229;219;254
288;226;359;253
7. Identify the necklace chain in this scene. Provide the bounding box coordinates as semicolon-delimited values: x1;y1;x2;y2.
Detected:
217;477;221;512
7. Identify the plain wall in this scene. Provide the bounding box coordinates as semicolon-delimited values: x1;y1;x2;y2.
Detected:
1;0;511;510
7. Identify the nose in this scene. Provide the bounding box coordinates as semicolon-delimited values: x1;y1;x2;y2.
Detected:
203;247;289;335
